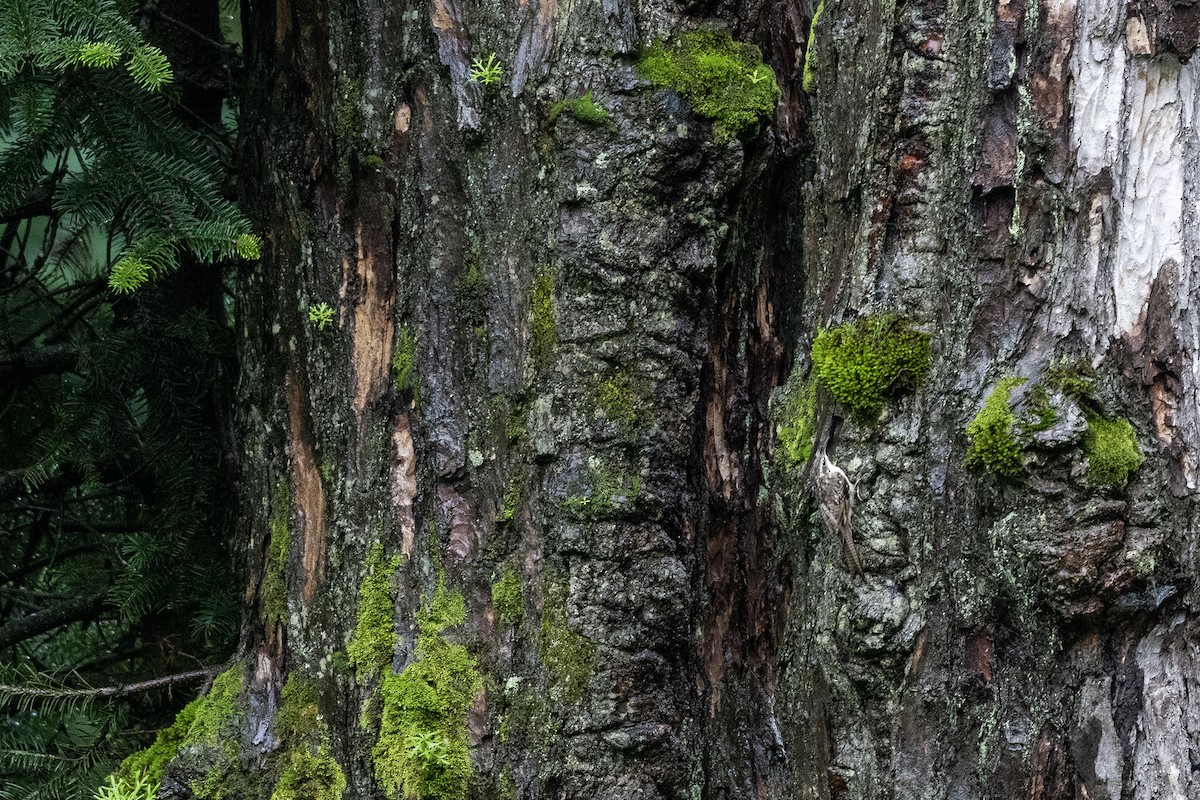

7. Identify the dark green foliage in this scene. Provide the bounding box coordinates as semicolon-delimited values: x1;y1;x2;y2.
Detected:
0;3;246;797
965;377;1026;478
0;2;258;292
638;29;780;138
1083;414;1143;488
810;314;932;421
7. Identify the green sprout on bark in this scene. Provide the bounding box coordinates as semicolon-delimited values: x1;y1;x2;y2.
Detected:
308;302;334;330
469;54;502;87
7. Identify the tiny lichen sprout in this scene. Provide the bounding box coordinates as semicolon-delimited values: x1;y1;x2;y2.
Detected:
469;54;503;87
308;302;334;330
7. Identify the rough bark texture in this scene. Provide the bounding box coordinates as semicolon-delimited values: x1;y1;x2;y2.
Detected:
161;0;1200;795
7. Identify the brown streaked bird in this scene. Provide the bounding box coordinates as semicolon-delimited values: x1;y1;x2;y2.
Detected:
815;451;865;580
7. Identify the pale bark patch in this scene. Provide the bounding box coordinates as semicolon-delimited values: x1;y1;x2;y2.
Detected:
349;221;396;418
391;415;418;558
286;368;327;604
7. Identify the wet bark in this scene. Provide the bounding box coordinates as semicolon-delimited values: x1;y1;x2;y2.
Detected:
166;0;1200;795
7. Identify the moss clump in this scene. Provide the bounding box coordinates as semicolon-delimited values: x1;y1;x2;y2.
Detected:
491;569;523;625
185;665;246;748
262;482;291;627
372;585;482;800
275;675;320;741
802;1;823;93
348;544;402;675
1083;414;1143;488
497;477;521;523
271;746;346;800
115;698;200;785
596;372;638;429
1044;359;1095;399
638;29;780;138
392;325;418;394
530;272;556;367
110;666;247;797
549;92;612;128
810;314;932;421
458;260;485;325
965;377;1026;478
270;676;347;800
177;665;249;800
561;461;641;520
775;374;816;467
538;586;594;703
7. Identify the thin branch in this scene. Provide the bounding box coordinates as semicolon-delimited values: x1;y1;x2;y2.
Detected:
0;667;219;701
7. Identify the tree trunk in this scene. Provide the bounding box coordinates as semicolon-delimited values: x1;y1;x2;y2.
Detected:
163;0;1200;795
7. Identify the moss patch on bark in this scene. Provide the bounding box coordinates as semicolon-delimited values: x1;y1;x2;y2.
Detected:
270;675;347;800
639;29;781;139
810;314;931;421
348;544;402;675
262;482;291;627
372;585;482;800
965;377;1027;478
491;569;523;625
538;585;594;703
1083;415;1143;488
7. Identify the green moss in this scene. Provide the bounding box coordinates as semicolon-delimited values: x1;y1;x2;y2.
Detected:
530;272;556;367
392;325;418;394
638;29;780;139
802;1;823;94
262;482;291;627
775;374;816;467
497;477;521;524
275;675;320;741
538;586;594;703
1024;384;1058;432
185;665;246;749
271;745;347;800
491;569;523;625
561;461;641;520
116;698;200;784
810;313;932;421
372;585;482;800
348;544;403;676
596;372;638;429
1043;359;1095;399
965;377;1026;479
549;92;612;128
271;676;347;800
1083;414;1143;488
166;666;249;800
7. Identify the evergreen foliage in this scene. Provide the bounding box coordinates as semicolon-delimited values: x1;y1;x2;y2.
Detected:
0;0;259;293
0;0;246;796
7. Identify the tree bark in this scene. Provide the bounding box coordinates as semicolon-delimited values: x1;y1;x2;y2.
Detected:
167;0;1200;796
